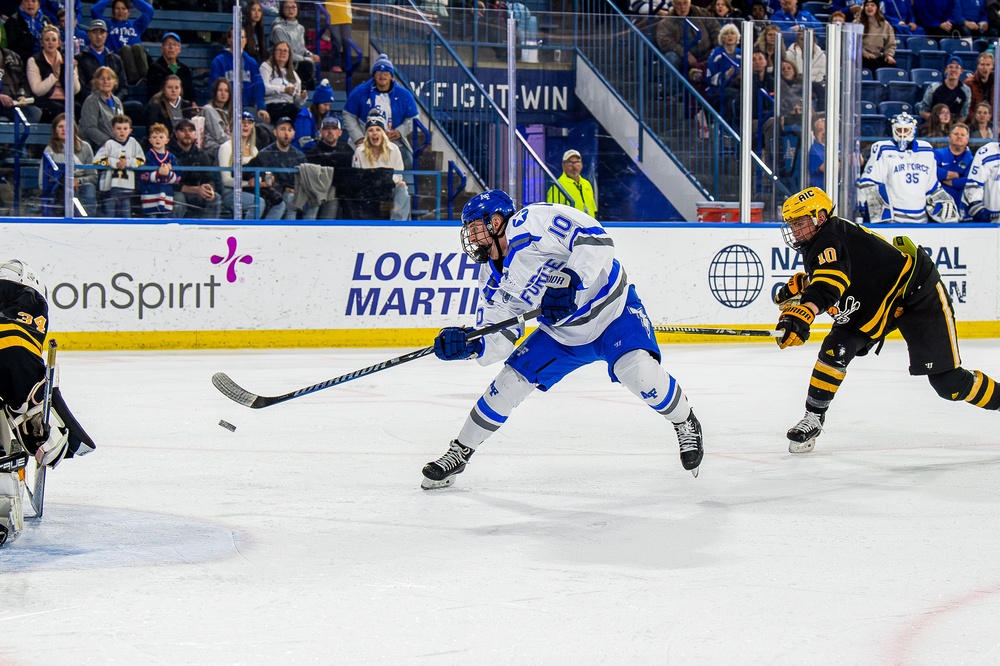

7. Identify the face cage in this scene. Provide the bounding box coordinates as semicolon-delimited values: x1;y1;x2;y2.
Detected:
893;125;914;150
460;219;492;263
781;216;817;251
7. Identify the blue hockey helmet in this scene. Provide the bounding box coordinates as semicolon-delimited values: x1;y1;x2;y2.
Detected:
460;189;516;263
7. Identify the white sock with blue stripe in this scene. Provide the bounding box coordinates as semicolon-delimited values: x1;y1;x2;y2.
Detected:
457;365;536;449
613;349;691;423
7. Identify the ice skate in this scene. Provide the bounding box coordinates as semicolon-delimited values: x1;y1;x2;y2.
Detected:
674;410;704;477
787;410;825;453
421;440;474;489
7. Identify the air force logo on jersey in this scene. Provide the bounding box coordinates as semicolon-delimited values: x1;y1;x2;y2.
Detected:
629;306;652;335
510;209;529;227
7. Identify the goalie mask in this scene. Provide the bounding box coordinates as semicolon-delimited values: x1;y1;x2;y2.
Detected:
460;189;516;263
781;187;834;250
0;259;44;297
891;112;917;150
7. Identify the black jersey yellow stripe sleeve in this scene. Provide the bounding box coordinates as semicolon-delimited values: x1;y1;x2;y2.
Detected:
811;268;850;296
0;325;43;356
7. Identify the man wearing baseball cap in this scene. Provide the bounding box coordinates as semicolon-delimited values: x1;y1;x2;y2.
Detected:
147;32;196;105
304;114;355;219
254;116;305;219
76;19;131;107
545;149;598;218
169;118;221;219
917;56;972;122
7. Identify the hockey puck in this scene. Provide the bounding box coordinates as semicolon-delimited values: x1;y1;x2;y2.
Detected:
218;419;237;432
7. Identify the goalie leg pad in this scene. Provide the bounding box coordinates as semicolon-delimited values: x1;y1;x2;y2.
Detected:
457;365;535;449
614;349;691;422
0;472;24;547
858;182;892;222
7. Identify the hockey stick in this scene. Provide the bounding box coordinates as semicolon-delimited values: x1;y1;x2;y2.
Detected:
213;308;543;409
27;340;57;519
653;325;780;337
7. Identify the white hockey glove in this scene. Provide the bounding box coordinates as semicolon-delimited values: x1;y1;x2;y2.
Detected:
926;189;960;223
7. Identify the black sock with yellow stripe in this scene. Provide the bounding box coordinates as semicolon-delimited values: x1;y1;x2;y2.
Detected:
928;368;1000;410
805;360;846;414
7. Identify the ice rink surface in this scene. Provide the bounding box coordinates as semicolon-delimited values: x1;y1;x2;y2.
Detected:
2;339;1000;665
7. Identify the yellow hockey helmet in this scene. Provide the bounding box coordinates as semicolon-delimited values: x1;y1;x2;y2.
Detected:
781;187;833;250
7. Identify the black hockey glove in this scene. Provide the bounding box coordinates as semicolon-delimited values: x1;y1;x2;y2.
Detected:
775;304;815;349
434;327;484;361
774;272;809;306
541;269;581;323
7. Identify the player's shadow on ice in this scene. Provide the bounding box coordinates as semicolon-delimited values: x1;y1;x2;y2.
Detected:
0;504;248;572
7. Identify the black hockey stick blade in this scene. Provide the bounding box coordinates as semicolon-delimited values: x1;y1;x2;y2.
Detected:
654;325;780;337
213;308;543;409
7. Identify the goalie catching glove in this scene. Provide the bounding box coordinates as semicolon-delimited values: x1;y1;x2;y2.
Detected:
6;371;96;468
775;304;815;349
774;272;809;306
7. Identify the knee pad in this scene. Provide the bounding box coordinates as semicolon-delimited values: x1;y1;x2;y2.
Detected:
613;349;689;422
928;367;975;401
482;365;535;416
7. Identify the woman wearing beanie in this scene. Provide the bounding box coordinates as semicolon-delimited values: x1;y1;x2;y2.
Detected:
294;78;335;149
351;110;411;221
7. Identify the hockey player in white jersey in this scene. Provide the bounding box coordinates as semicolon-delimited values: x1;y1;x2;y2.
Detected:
858;113;960;223
421;190;704;489
962;140;1000;221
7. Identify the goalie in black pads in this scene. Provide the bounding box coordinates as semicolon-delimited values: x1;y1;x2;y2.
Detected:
774;187;1000;453
421;190;704;489
0;260;96;546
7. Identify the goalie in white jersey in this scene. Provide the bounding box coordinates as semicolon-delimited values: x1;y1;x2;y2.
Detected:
858;113;959;223
421;190;704;489
962;140;1000;221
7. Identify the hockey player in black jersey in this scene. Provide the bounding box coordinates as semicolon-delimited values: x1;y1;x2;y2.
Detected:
0;260;95;546
774;187;1000;453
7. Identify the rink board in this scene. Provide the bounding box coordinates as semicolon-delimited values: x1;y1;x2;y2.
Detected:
3;220;997;350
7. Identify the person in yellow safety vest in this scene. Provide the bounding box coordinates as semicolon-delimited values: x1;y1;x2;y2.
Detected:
546;149;597;218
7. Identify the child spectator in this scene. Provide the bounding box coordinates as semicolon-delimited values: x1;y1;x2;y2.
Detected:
140;123;179;217
94;113;144;217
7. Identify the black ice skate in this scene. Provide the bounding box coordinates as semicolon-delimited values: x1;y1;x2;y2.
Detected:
787;410;825;453
674;410;704;477
421;440;474;489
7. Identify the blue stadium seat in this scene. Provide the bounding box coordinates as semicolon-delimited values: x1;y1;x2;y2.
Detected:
955;52;980;71
906;36;939;52
974;38;991;53
861;80;886;105
801;1;828;13
939;37;974;53
886;81;919;104
861;100;876;114
919;50;948;70
893;49;913;71
910;68;942;87
861;114;887;137
875;68;907;85
878;101;913;118
862;68;873;80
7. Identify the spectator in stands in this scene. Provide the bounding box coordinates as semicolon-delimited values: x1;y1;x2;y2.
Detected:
785;25;827;83
750;48;774;119
93;113;143;216
294;77;332;149
920;103;954;140
748;0;770;39
711;0;742;28
200;77;232;158
655;0;720;77
343;55;419;171
252;115;304;219
963;51;993;122
808;113;826;188
323;0;352;73
913;0;959;37
350;111;410;221
828;10;847;24
143;74;197;135
629;0;671;17
918;57;972;122
969;101;993;137
769;0;823;46
243;0;269;65
80;65;124;149
146;32;196;106
754;24;782;74
5;0;53;65
304;114;354;219
42;0;81;25
856;0;896;72
169;118;222;219
139;123;179;217
270;1;320;90
76;20;129;109
763;59;805;153
218;111;262;218
210;28;269;123
706;24;742;121
934;122;973;213
40;112;98;217
958;0;992;36
881;0;923;35
91;0;153;82
261;41;307;123
0;41;42;125
26;25;81;122
545;148;597;218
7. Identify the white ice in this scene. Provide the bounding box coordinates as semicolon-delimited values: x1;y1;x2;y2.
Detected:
2;339;1000;665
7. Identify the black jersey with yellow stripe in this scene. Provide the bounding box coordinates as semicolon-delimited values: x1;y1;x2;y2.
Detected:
799;216;914;341
0;282;48;360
